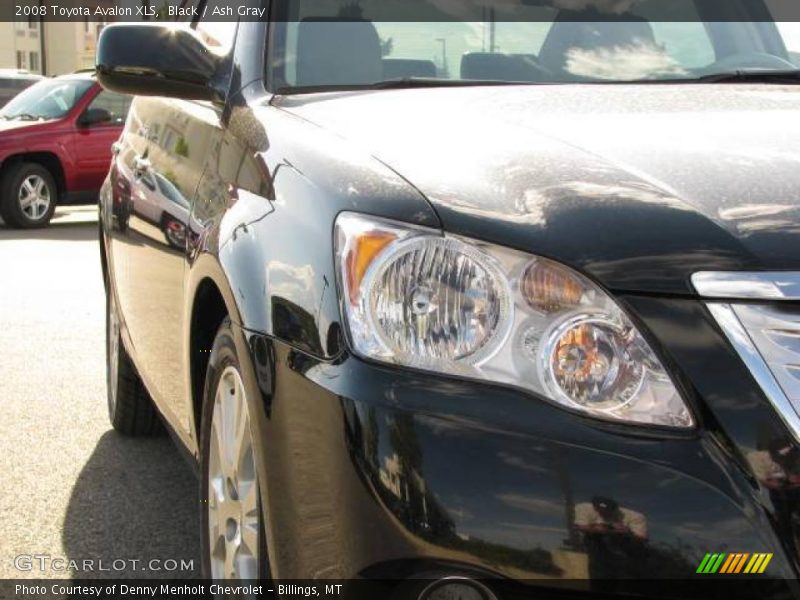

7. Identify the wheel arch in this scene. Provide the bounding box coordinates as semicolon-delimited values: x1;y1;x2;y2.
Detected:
188;251;280;578
185;255;243;447
0;152;66;200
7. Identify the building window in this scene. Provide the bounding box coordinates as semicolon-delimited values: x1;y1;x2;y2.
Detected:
29;52;39;73
16;51;26;70
28;16;39;29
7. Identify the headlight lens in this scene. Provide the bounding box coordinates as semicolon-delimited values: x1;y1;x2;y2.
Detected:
335;213;693;428
369;236;513;366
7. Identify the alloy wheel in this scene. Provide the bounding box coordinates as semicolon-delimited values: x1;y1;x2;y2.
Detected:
207;366;260;579
164;219;186;248
18;175;51;221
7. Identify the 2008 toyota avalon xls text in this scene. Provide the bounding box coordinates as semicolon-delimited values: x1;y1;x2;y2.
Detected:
95;0;800;597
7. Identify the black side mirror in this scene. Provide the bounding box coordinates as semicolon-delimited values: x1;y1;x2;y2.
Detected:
96;24;222;102
78;107;112;127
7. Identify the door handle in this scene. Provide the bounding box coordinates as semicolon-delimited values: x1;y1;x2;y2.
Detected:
134;156;151;173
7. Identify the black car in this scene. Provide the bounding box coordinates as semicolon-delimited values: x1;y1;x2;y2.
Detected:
96;1;800;597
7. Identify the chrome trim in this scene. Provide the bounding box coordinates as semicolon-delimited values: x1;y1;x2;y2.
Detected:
707;303;800;441
692;271;800;300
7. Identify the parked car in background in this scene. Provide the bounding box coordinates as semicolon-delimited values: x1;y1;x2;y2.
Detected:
127;167;191;250
97;1;800;597
0;72;130;228
0;69;44;107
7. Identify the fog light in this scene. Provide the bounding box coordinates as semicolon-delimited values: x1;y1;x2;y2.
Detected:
543;314;644;412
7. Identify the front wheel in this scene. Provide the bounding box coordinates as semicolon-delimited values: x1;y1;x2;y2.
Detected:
0;163;57;228
200;319;268;581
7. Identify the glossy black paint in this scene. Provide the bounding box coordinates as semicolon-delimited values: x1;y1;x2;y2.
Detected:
97;7;800;594
97;24;225;102
242;330;799;595
277;85;800;296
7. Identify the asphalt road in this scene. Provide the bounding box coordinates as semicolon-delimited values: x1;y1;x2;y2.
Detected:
0;206;200;579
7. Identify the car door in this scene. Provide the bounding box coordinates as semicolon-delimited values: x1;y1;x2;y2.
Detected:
105;14;237;447
108;97;202;444
72;87;132;194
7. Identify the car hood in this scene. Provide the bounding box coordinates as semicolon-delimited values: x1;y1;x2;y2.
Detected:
278;84;800;295
0;118;55;134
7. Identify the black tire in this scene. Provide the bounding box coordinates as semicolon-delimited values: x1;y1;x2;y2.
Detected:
200;318;269;581
0;162;57;228
106;291;162;435
161;214;186;249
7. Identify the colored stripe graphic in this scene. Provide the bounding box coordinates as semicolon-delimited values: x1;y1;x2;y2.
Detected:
709;553;726;573
758;554;773;573
734;553;749;573
702;553;775;575
744;554;760;574
696;554;712;574
719;554;736;574
701;554;718;574
720;553;738;574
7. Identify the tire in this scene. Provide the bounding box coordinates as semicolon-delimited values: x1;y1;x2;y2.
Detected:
0;162;57;228
106;290;162;435
200;318;269;581
161;214;186;249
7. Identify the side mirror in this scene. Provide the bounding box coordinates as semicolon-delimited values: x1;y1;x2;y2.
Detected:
78;107;112;127
96;24;221;102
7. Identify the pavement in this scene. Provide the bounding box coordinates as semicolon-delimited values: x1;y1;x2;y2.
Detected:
0;206;200;579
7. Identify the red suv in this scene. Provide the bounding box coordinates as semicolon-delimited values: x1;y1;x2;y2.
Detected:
0;72;130;228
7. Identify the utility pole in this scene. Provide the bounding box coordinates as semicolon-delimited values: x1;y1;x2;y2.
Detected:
38;0;47;75
482;7;486;52
435;38;448;78
489;7;496;53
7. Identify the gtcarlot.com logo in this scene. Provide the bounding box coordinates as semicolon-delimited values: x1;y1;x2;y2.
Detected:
14;554;194;573
696;552;773;575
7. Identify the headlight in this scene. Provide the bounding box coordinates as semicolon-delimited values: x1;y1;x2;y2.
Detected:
335;213;693;428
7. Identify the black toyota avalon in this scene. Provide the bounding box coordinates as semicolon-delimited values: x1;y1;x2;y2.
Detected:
96;0;800;597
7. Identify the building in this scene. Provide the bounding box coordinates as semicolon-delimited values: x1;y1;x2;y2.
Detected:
0;18;110;76
44;19;108;75
0;20;44;74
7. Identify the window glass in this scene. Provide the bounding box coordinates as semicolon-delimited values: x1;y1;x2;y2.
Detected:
776;22;800;65
87;90;132;125
647;23;715;69
270;0;798;89
372;21;554;79
0;78;93;120
766;0;800;52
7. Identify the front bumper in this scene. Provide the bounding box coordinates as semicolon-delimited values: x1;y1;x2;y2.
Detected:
237;295;800;599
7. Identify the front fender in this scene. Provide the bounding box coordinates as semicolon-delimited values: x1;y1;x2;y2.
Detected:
191;104;441;362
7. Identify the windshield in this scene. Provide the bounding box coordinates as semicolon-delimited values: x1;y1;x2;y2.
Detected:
0;78;93;120
269;0;800;91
